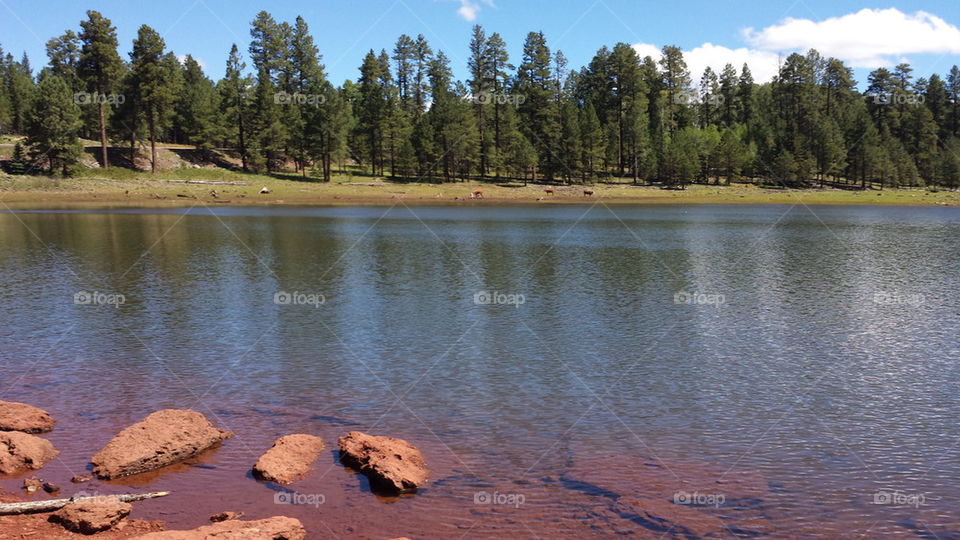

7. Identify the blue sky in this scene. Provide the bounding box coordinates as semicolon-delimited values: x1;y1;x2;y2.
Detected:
2;0;960;88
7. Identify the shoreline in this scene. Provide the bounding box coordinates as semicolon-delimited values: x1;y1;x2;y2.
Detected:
1;176;959;210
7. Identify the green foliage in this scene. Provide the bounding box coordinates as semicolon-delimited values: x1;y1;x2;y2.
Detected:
26;75;83;175
10;12;960;189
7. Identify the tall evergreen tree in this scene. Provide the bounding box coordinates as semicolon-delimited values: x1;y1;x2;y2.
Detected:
78;11;122;168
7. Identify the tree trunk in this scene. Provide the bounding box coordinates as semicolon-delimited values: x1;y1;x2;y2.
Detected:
148;108;157;174
98;100;109;168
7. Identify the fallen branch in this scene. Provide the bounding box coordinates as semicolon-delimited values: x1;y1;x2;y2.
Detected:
0;491;170;515
173;180;248;186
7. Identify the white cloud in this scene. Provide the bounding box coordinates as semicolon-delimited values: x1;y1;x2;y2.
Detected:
743;8;960;68
633;43;782;84
457;0;494;21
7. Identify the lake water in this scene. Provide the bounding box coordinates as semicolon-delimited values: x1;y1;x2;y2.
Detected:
1;203;959;538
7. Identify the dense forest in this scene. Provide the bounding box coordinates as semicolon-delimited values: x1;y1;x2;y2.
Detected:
2;9;960;188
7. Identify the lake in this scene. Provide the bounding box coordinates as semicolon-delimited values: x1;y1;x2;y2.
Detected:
1;203;959;537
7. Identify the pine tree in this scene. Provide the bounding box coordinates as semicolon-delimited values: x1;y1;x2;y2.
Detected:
515;31;558;181
9;141;26;174
26;74;83;175
220;44;252;171
78;11;122;168
129;25;179;173
176;55;221;152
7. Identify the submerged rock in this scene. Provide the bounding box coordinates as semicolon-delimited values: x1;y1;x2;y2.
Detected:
50;500;132;534
253;434;324;484
0;400;55;433
131;516;306;539
91;409;233;479
338;431;428;493
209;511;243;522
0;431;59;474
625;498;726;537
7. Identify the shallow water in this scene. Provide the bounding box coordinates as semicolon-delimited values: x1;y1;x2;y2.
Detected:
1;204;959;538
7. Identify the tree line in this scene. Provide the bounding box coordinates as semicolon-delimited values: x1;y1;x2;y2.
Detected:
2;9;960;188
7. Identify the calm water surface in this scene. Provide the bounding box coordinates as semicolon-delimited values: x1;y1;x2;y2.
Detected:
1;204;959;538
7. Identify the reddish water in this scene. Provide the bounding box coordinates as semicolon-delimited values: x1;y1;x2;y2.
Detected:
2;206;960;537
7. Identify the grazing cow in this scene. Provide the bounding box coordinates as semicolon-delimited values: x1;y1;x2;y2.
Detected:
471;190;484;199
544;189;555;195
583;189;594;196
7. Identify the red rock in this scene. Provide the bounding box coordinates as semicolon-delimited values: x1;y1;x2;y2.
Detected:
625;498;726;537
0;400;55;433
253;434;324;484
91;409;233;479
42;481;59;493
22;476;42;493
0;431;59;474
50;500;132;534
71;474;92;483
131;516;306;539
338;431;428;493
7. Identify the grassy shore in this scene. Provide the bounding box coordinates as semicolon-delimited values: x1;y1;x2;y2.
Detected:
1;167;958;209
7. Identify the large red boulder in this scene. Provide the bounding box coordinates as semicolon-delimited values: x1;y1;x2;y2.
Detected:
0;431;58;474
253;434;324;484
131;516;306;539
0;401;55;433
338;431;428;493
50;500;132;534
91;409;233;479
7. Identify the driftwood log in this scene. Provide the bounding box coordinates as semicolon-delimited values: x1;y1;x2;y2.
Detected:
0;491;170;515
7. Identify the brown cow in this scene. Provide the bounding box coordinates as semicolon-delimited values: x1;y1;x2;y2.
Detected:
583;189;594;196
544;189;555;195
471;190;484;199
